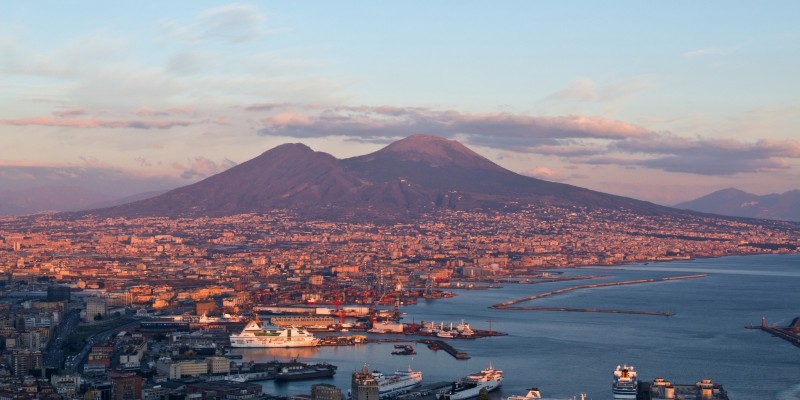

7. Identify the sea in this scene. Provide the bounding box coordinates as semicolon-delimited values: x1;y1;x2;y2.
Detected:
228;254;800;399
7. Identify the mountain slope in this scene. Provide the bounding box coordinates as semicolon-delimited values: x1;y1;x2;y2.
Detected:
676;188;800;222
81;135;680;218
89;143;365;218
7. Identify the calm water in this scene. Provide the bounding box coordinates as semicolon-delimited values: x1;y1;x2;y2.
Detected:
230;254;800;399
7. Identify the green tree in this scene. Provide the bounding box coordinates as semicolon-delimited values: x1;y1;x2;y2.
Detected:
477;388;489;400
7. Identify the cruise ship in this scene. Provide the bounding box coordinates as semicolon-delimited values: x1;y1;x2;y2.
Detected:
372;368;423;398
612;365;638;400
437;363;503;400
229;317;320;348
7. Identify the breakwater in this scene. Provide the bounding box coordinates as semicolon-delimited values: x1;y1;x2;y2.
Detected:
495;306;673;316
490;274;706;314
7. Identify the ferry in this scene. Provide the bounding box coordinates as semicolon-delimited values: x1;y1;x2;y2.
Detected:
507;388;542;400
437;363;503;400
612;365;638;399
229;317;320;348
373;368;423;398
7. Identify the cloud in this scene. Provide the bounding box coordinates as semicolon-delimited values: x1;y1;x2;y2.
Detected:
173;157;238;179
547;75;655;103
246;103;800;177
1;116;195;130
252;105;651;146
0;163;184;195
683;48;723;57
161;4;266;44
523;167;560;180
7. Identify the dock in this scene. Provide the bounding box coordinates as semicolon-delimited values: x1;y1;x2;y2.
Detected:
490;274;706;315
424;339;470;360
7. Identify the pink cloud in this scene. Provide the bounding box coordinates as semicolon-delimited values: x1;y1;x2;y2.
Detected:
1;116;195;129
523;167;560;180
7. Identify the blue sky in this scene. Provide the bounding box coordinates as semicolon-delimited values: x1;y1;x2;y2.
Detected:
1;1;799;204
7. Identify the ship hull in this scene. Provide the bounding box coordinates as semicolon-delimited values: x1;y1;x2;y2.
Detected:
439;380;501;400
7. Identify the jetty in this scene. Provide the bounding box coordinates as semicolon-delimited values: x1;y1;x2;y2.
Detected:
757;316;800;348
424;339;470;360
490;274;706;314
496;306;673;316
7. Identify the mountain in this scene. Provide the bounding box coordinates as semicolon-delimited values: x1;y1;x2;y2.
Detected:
0;186;116;216
676;188;800;222
79;135;679;218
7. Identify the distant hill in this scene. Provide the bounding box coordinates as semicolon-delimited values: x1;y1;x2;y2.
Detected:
676;188;800;222
0;186;171;217
79;135;682;219
0;186;115;216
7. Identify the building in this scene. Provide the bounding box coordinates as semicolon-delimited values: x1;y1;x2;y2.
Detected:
86;297;108;319
169;360;208;379
207;356;230;375
312;383;343;400
351;365;379;400
47;285;71;302
11;350;43;377
109;370;143;400
195;300;216;316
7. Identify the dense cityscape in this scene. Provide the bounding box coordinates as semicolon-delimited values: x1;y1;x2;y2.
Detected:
0;205;797;399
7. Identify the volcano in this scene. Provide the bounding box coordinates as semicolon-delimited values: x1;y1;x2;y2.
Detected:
81;135;674;218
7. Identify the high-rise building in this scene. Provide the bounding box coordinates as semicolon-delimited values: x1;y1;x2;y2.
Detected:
351;365;379;400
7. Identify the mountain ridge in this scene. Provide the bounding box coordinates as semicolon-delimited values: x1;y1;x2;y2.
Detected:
676;188;800;222
76;135;682;219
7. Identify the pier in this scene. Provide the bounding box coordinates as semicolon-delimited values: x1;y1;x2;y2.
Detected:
490;274;706;314
424;339;470;360
757;316;800;348
495;306;673;316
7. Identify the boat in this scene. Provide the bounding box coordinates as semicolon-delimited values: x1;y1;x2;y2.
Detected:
456;320;474;337
612;365;638;399
275;361;337;381
229;316;320;348
437;363;503;400
391;345;416;355
372;368;423;398
507;388;542;400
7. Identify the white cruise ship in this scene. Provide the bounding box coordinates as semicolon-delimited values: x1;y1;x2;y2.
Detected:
229;318;320;348
612;365;638;400
373;368;423;398
437;363;503;400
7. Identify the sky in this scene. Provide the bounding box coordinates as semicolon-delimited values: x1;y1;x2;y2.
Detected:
1;1;799;205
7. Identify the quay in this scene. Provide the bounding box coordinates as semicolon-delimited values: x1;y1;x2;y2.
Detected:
497;306;673;316
423;339;470;360
491;274;707;309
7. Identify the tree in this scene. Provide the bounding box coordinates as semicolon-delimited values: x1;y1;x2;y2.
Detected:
477;388;489;400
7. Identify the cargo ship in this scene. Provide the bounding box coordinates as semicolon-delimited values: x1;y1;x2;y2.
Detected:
437;363;503;400
612;365;638;400
229;316;320;348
